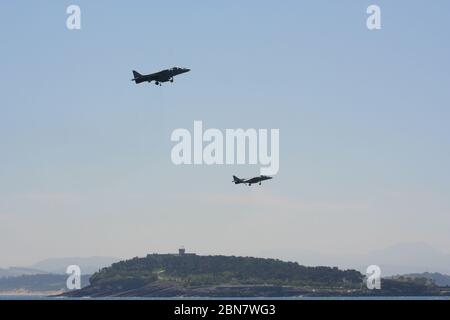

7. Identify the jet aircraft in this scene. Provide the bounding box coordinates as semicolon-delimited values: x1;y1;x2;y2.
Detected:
232;175;273;186
131;67;190;86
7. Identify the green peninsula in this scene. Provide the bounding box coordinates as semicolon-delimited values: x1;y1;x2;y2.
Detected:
64;253;446;298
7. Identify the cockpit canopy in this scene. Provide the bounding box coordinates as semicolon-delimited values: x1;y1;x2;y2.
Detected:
168;66;190;74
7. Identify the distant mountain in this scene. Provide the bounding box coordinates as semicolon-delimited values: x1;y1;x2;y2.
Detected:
0;256;120;280
0;267;47;279
358;243;450;276
30;256;120;275
259;242;450;276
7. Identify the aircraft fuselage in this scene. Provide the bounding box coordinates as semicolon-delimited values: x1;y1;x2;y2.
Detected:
233;175;273;186
132;67;190;85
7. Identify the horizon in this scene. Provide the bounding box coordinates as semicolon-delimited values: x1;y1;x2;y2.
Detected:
2;241;450;277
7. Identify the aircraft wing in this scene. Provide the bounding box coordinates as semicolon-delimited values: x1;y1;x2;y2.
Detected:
150;70;171;82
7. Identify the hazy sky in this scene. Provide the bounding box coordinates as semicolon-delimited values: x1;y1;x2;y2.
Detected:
1;1;450;267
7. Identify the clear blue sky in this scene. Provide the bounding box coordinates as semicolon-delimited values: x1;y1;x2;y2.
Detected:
1;1;449;267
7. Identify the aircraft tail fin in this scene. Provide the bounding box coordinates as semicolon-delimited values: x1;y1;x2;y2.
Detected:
233;175;244;184
132;70;145;83
132;70;142;78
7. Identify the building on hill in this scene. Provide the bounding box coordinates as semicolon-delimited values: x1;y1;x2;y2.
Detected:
178;246;195;256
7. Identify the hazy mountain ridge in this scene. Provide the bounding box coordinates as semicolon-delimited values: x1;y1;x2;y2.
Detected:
0;256;118;294
30;256;120;274
259;243;450;276
0;256;120;280
0;267;47;279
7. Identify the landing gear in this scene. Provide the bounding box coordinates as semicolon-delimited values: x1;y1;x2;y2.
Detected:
248;184;252;186
170;78;174;83
155;81;160;86
259;182;261;185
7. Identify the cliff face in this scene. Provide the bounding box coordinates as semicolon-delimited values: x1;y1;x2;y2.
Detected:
63;254;442;298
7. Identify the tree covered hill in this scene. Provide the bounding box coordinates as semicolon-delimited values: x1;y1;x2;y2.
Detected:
89;254;363;288
64;254;445;297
